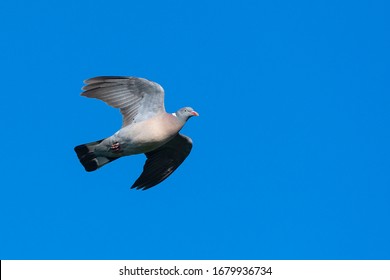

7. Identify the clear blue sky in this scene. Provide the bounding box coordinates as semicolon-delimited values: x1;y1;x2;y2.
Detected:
0;0;389;260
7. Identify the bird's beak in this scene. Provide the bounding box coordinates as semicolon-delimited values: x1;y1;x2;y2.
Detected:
191;111;199;117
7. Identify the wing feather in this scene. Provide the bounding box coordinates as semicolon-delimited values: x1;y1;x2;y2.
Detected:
131;134;193;190
81;76;165;127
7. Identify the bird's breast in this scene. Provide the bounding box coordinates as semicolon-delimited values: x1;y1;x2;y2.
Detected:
115;114;182;154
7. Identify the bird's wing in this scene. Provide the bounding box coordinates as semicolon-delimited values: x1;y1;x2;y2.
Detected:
131;134;193;190
82;76;165;127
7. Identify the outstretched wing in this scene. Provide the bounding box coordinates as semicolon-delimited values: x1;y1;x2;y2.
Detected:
82;76;165;127
131;134;193;190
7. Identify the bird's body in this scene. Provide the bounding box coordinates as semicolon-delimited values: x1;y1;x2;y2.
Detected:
94;113;184;157
74;76;198;190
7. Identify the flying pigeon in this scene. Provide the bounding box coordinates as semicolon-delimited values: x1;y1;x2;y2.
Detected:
74;76;198;190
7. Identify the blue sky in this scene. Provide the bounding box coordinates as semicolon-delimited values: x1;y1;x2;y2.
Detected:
0;0;389;259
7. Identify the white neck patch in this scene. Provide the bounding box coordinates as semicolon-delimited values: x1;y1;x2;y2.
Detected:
172;113;177;117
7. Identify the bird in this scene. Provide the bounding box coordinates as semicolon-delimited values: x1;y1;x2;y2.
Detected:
74;76;199;190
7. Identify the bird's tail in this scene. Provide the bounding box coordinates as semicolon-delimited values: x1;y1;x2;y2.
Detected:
74;139;118;172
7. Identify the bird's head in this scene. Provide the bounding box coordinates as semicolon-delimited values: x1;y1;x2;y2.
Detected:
175;107;199;122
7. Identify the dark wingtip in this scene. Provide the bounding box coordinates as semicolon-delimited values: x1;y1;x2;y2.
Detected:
130;184;149;191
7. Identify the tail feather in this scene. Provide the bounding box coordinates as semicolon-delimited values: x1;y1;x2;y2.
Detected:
74;139;117;172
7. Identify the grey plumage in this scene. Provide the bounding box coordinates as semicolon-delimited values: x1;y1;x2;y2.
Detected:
74;76;198;190
82;76;165;127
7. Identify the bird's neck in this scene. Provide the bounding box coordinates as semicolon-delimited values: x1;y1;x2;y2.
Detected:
171;112;186;126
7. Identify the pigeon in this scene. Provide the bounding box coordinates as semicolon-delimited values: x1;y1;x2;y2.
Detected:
74;76;198;190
